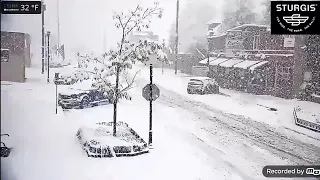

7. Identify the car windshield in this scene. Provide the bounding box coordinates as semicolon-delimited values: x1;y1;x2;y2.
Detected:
1;0;320;179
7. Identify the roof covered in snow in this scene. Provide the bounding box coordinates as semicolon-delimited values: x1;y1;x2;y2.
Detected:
209;58;229;66
249;61;269;71
233;60;261;69
218;59;244;68
199;57;217;64
227;24;269;32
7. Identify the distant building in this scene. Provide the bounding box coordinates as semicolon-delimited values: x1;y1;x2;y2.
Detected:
203;24;304;99
1;31;31;82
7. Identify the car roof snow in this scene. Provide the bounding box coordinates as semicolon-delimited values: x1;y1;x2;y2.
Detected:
190;77;212;81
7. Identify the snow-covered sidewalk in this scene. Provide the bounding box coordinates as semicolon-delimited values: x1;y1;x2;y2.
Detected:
133;65;320;140
1;67;249;180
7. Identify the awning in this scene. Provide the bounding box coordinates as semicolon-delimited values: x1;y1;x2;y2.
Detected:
209;58;229;66
233;60;261;69
218;59;244;68
249;61;269;71
199;57;216;64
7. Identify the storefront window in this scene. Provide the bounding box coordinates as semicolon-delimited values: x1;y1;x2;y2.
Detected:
225;67;230;75
1;49;9;62
304;72;312;81
239;69;245;77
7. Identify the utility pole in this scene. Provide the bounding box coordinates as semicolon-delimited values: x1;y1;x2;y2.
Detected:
47;31;51;83
41;1;46;74
149;64;153;147
57;0;60;49
174;0;179;75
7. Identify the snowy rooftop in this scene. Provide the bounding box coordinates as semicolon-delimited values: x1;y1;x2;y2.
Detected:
199;57;217;64
249;61;269;71
227;24;269;32
264;54;294;57
233;60;261;69
209;58;229;66
219;59;244;68
208;33;227;38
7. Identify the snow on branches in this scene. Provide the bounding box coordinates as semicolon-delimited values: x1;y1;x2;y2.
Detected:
72;2;166;106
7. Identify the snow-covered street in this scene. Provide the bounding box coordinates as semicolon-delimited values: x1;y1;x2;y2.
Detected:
1;66;320;180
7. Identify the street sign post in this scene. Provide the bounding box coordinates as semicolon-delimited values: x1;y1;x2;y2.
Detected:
142;84;160;101
142;64;160;148
54;72;59;114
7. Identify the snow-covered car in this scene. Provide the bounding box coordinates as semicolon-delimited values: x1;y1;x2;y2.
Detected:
76;122;148;158
50;61;71;68
58;87;114;109
54;74;78;85
187;77;219;94
58;81;131;109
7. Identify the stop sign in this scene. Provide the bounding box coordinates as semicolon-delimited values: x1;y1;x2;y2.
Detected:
142;84;160;101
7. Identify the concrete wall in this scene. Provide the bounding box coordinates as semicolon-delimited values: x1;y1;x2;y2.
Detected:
1;53;25;82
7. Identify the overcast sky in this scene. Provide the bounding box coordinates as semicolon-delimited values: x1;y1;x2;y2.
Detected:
2;0;266;59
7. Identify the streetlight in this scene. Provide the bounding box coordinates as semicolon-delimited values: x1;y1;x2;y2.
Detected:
174;0;179;75
41;1;46;74
47;31;51;83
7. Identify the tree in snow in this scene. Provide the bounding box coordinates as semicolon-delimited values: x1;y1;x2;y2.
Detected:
168;0;216;53
220;0;256;31
75;2;166;136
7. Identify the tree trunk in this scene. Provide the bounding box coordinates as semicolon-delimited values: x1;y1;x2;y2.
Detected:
113;64;120;136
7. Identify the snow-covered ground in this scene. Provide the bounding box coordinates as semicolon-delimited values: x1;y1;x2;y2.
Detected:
0;67;246;180
1;66;320;180
133;64;320;141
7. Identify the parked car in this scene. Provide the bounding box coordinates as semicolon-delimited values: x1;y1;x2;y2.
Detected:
187;77;219;94
76;125;114;157
58;82;131;109
54;74;78;85
76;122;148;158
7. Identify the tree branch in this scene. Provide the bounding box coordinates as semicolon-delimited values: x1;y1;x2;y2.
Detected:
123;5;140;30
119;70;140;93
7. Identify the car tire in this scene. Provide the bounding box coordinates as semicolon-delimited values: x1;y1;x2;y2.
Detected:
80;97;90;109
187;89;192;94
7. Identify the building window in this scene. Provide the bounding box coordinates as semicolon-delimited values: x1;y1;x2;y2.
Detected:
1;49;9;62
253;35;260;50
304;72;312;81
225;67;230;75
276;66;293;87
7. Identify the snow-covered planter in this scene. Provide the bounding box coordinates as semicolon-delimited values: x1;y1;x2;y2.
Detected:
293;106;320;132
76;122;149;158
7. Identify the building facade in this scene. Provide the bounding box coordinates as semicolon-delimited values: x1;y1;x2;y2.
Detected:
1;31;31;82
203;24;306;99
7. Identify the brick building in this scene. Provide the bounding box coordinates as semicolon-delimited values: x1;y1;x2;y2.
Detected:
202;24;310;99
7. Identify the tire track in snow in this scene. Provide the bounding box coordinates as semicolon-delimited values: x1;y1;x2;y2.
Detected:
134;78;320;165
158;89;320;165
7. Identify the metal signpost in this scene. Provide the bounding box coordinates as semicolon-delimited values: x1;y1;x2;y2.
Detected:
41;1;46;74
54;73;59;114
142;64;160;148
47;31;50;83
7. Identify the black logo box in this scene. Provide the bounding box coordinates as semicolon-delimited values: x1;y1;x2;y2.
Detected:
271;1;320;35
